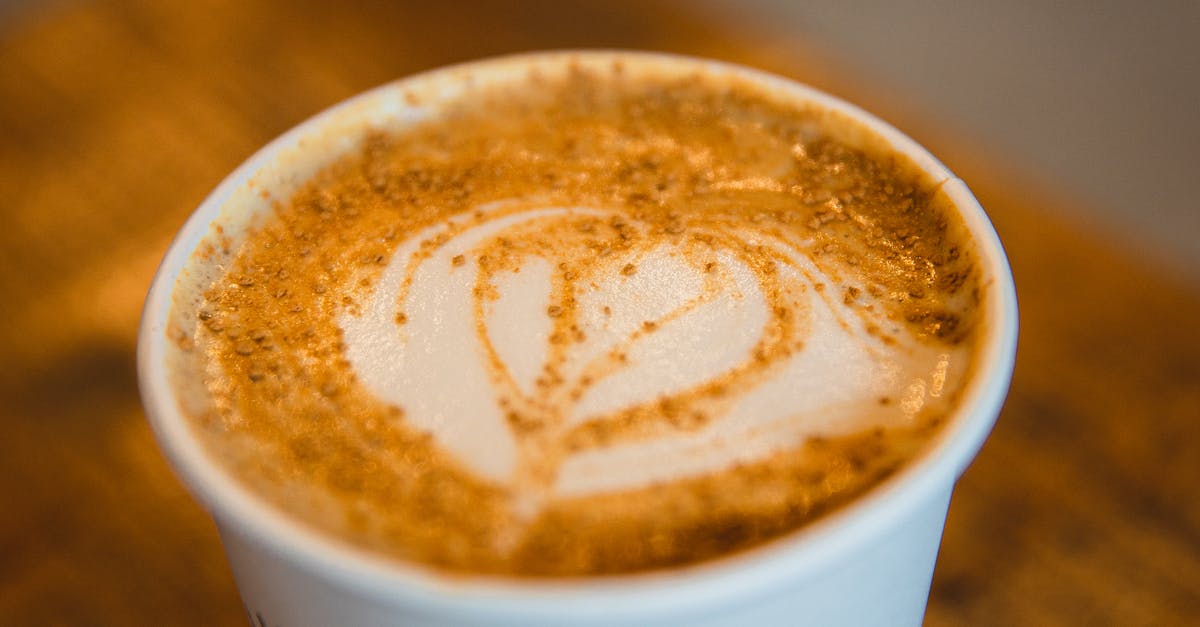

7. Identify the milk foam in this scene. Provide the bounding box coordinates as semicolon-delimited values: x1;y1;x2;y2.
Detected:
340;203;959;500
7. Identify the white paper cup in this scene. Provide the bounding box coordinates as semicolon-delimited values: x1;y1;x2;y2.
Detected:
138;51;1018;627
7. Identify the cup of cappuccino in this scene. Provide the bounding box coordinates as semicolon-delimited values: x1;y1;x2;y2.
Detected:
139;51;1017;626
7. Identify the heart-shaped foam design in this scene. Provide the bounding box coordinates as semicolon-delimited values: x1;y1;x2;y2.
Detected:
341;201;934;504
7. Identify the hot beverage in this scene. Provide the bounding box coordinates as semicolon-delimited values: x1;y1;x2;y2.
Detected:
164;55;985;577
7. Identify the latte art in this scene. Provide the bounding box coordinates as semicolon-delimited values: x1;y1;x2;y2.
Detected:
341;201;960;507
171;56;985;575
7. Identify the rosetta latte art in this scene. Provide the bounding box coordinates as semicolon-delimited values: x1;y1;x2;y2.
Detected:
341;199;948;512
180;58;983;574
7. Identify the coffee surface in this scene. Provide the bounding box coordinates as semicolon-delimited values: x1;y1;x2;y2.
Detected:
173;59;983;576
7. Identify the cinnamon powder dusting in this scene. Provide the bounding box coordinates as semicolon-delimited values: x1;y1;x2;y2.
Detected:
177;60;983;576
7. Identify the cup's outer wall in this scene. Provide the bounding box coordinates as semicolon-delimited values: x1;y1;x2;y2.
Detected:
220;486;951;627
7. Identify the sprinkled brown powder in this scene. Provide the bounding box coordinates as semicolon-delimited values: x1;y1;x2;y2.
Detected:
179;60;983;577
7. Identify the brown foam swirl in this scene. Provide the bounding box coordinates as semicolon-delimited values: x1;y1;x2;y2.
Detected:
181;61;983;575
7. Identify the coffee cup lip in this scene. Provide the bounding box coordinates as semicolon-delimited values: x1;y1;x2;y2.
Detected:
138;49;1017;619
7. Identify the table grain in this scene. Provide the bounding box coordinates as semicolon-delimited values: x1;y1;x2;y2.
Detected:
1;1;1197;624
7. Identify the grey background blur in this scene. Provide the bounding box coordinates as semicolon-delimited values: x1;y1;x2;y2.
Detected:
706;0;1199;284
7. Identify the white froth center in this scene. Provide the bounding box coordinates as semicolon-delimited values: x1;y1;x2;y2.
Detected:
340;204;957;498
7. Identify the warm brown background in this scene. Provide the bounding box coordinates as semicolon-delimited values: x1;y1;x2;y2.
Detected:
2;1;1197;624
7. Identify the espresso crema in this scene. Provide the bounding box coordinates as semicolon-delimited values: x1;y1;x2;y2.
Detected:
169;57;984;576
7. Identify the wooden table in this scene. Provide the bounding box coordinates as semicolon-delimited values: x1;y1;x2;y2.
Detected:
2;1;1197;624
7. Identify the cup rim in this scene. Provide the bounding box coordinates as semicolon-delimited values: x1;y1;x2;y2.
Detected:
137;49;1018;618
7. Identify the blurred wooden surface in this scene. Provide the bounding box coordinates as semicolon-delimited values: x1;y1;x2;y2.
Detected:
1;0;1197;624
